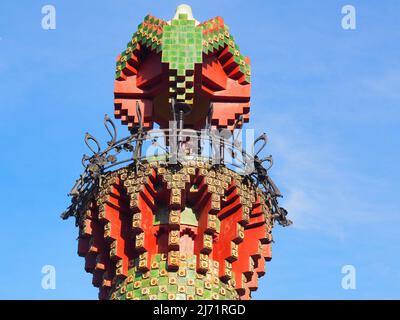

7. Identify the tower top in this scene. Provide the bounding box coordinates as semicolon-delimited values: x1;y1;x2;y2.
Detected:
114;7;251;131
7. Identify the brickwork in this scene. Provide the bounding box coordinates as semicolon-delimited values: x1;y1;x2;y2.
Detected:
77;161;273;300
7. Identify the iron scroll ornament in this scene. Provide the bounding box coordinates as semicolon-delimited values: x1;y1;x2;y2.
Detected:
61;105;291;228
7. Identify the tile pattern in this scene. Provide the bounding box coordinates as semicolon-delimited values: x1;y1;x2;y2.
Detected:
115;14;250;84
76;160;273;300
115;14;165;80
162;14;202;105
114;12;251;129
201;17;250;84
110;253;238;300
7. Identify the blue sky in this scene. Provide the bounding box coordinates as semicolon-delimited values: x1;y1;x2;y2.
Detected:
0;0;399;299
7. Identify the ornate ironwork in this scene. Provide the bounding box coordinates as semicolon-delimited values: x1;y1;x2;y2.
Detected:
61;113;291;227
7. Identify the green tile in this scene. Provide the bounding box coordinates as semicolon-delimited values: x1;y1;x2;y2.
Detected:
167;284;177;293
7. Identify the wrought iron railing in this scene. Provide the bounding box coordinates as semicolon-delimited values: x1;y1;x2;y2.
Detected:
61;113;291;227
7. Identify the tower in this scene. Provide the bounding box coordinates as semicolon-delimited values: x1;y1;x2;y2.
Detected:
62;4;290;300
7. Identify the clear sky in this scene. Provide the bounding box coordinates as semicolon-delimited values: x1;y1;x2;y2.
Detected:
0;0;399;299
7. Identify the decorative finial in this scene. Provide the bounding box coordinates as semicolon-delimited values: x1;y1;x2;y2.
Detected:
173;4;194;20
